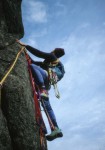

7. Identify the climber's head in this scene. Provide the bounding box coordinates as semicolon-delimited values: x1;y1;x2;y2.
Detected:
52;48;65;58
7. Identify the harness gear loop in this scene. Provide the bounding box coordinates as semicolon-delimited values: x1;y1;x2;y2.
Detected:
48;68;60;99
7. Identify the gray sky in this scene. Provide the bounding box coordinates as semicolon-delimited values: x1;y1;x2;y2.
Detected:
22;0;105;149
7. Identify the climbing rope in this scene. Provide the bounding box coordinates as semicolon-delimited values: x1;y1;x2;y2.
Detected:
0;46;25;87
25;52;47;132
25;52;48;149
0;46;48;149
25;53;57;131
0;46;25;106
40;129;46;150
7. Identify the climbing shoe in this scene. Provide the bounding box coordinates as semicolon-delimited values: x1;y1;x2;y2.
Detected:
46;127;63;141
40;89;49;99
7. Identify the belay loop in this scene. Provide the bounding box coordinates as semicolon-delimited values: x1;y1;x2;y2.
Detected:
48;68;60;99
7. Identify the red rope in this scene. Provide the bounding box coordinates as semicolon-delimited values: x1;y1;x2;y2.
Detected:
25;53;57;149
25;53;47;134
25;53;55;131
40;129;47;150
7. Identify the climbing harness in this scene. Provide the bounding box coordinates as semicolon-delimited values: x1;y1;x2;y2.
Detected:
46;58;61;99
48;59;65;99
0;46;25;106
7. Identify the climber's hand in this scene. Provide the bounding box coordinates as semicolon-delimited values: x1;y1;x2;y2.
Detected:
16;39;26;46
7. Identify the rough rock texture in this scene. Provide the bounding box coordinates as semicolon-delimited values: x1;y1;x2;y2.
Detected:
0;0;47;150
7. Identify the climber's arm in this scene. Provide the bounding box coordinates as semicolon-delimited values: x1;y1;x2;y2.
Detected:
16;39;57;61
31;59;43;66
26;45;57;61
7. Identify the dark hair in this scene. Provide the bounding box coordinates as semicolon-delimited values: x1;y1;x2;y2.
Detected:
52;48;65;58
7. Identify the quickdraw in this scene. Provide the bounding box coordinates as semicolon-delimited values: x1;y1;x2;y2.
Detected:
48;68;60;99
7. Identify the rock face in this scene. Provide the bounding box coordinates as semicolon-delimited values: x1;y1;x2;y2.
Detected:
0;0;47;150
